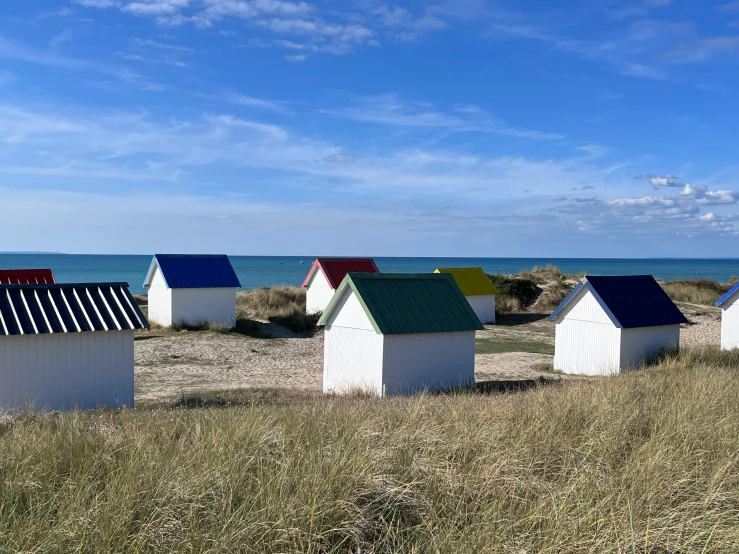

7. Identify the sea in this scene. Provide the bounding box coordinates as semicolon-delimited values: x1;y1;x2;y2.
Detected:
1;254;738;295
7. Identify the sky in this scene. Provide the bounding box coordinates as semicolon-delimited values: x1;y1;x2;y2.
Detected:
1;0;739;257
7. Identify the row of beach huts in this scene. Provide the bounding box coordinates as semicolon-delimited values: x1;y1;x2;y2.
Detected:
0;255;738;411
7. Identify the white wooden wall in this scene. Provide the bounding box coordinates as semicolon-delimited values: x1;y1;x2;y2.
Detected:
620;325;680;369
305;270;335;314
323;326;384;395
466;294;496;324
554;319;621;375
0;330;134;411
721;295;739;350
171;288;237;328
147;266;173;326
382;331;476;395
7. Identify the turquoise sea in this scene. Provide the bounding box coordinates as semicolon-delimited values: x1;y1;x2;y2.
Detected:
0;255;738;295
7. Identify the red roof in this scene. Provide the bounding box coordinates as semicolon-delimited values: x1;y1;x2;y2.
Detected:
0;269;56;285
302;258;379;289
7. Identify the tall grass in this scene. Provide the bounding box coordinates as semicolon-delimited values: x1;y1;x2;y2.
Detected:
2;348;739;551
660;278;733;306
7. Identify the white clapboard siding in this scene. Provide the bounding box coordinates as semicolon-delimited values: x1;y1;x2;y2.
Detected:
170;288;237;327
305;270;335;314
323;326;384;395
620;325;680;369
466;294;496;324
324;289;374;331
0;330;134;411
721;295;739;351
558;288;612;324
382;331;476;395
554;319;621;375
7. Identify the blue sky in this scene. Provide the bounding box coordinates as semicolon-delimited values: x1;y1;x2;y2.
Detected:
2;0;739;256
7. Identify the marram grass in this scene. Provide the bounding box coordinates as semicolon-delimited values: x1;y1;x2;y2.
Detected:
2;348;739;552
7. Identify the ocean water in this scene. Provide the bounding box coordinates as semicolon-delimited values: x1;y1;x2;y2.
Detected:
0;254;738;295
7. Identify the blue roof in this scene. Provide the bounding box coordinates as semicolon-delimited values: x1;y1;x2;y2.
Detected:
716;282;739;307
145;255;241;289
549;275;688;329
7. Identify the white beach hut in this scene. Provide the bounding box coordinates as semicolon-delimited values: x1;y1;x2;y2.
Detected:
716;282;739;350
434;267;498;323
317;273;484;396
144;254;241;328
0;281;148;411
549;275;688;376
302;257;379;314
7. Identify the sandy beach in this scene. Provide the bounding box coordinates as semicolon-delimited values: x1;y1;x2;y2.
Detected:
134;297;722;401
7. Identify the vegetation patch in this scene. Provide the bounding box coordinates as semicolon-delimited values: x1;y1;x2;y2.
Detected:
3;348;739;551
237;286;319;333
476;337;555;355
488;273;540;314
660;277;735;306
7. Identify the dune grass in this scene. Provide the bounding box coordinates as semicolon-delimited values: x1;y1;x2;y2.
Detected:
2;347;739;552
237;285;319;333
660;277;735;307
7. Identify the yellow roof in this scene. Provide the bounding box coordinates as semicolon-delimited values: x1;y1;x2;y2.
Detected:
434;267;499;296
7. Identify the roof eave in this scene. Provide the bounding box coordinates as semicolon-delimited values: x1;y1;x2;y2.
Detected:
716;282;739;308
144;256;167;289
547;279;623;328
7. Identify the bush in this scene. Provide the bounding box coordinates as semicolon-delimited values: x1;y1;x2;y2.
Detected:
488;273;540;313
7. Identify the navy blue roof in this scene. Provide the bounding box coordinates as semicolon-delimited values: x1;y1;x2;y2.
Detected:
146;255;241;289
716;282;739;307
549;275;688;329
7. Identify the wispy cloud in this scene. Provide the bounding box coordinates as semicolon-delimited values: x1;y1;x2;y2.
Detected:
323;94;565;140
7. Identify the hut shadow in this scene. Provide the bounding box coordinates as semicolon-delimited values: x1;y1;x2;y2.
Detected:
469;376;560;394
494;313;549;327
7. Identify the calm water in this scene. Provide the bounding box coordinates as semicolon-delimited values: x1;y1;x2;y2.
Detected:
1;255;738;295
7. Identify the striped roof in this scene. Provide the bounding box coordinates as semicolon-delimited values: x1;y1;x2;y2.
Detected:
549;275;688;329
434;267;498;296
145;255;241;289
318;273;483;335
0;269;55;285
0;283;148;336
302;258;380;289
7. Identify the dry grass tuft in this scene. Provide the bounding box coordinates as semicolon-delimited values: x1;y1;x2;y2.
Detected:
660;278;732;306
237;286;319;333
2;348;739;551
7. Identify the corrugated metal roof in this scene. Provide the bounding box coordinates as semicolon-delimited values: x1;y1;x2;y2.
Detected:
0;283;148;336
0;269;55;285
145;255;241;289
318;273;484;335
434;267;499;296
302;258;379;289
716;282;739;307
549;275;688;329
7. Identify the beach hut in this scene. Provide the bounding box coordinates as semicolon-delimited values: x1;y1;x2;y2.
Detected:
548;275;688;375
302;257;379;314
0;281;148;411
434;267;498;323
317;273;483;396
144;254;241;328
716;282;739;350
0;269;55;284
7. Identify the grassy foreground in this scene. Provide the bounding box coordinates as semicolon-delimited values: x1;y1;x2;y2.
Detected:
3;349;739;552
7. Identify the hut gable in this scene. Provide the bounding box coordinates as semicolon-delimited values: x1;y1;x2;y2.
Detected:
433;268;498;296
0;269;55;285
144;255;241;290
318;273;484;335
302;258;379;290
550;275;688;329
716;282;739;351
716;283;739;309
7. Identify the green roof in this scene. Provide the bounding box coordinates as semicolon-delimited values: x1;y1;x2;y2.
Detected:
318;273;484;335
